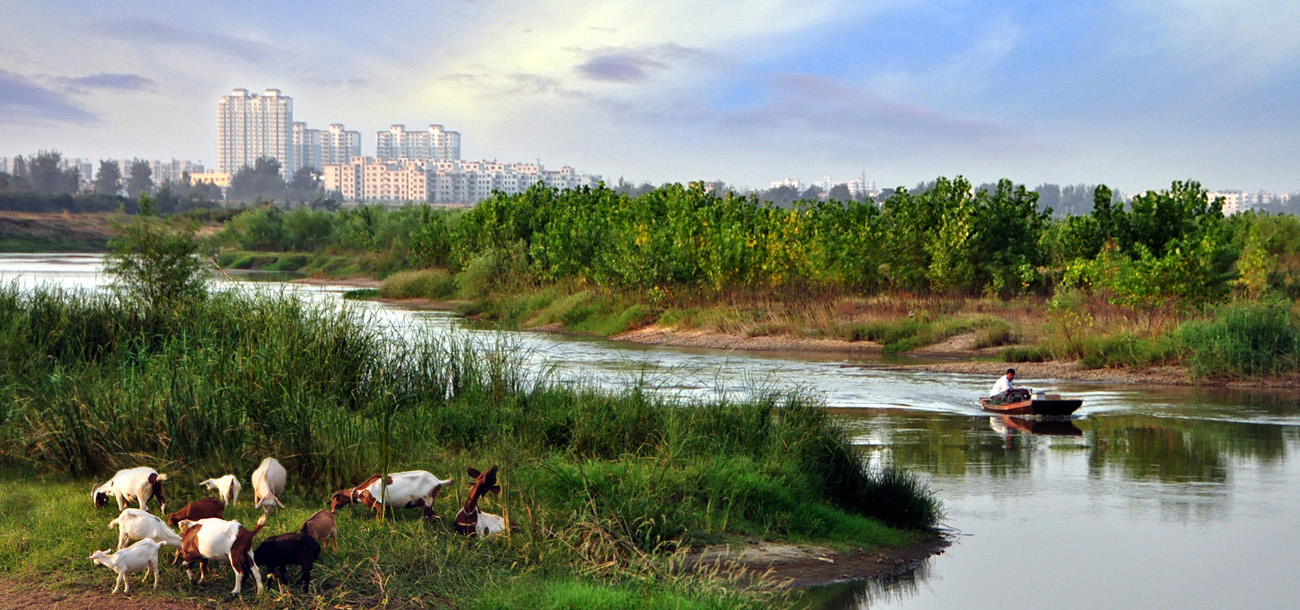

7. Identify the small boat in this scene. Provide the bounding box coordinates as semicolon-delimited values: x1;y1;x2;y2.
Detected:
979;392;1082;416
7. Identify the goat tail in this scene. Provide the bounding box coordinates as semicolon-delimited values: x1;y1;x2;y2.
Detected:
252;513;268;535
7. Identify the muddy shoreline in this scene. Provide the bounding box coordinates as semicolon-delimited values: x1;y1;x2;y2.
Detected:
691;534;950;589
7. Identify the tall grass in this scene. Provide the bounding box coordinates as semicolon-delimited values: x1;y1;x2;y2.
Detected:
0;284;939;538
1178;302;1300;378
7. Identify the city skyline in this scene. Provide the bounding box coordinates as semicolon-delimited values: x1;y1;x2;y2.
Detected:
2;1;1299;194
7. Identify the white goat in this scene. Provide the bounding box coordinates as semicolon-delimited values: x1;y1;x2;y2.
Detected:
89;538;162;594
331;470;453;520
91;467;168;513
177;515;267;596
108;508;183;550
199;474;241;506
251;457;286;512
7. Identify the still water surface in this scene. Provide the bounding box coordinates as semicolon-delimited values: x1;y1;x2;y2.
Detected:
5;254;1297;609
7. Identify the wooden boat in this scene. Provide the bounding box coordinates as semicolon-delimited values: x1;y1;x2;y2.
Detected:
979;393;1082;416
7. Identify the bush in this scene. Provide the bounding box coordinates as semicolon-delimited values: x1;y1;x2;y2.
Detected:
381;269;457;300
1178;302;1300;378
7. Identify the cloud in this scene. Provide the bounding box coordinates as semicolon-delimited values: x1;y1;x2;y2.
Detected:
92;18;278;64
56;73;157;92
0;70;98;124
574;43;710;83
720;73;1014;147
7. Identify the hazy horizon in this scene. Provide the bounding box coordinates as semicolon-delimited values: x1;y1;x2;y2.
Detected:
3;0;1298;194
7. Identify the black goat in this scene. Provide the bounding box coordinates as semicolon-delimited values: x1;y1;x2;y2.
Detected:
253;532;321;591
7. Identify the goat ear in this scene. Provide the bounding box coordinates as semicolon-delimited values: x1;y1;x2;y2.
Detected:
489;485;501;495
466;467;481;478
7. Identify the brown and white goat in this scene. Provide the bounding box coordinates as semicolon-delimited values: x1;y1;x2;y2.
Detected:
329;470;452;521
453;465;508;537
92;467;168;514
177;515;267;595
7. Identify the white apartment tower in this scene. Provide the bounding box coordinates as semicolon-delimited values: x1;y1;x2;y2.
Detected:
376;124;461;162
322;124;362;166
217;88;293;176
292;122;322;172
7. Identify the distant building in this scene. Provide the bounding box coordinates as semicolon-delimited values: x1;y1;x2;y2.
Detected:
323;158;599;204
293;122;360;171
769;178;800;190
217;88;293;176
376;124;461;162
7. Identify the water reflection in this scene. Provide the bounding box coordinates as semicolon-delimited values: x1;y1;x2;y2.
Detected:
795;560;932;610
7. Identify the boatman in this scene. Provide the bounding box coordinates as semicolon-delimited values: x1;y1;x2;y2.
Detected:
989;368;1027;402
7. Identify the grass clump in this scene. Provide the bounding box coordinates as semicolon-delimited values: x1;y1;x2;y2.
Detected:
1178;302;1300;378
381;268;458;300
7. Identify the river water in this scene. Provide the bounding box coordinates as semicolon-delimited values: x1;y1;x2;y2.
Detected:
5;253;1298;609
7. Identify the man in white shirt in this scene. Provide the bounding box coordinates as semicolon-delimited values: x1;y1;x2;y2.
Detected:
989;368;1018;400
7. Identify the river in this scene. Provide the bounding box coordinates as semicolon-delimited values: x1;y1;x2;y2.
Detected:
5;253;1298;609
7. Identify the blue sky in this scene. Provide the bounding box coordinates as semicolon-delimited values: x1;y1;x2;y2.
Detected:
2;0;1298;194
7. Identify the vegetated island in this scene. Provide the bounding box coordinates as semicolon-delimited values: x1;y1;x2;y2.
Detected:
0;203;946;609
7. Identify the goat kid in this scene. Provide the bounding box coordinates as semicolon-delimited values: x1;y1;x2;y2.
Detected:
177;514;267;595
199;474;241;506
300;508;337;551
453;465;508;537
251;457;287;513
329;470;452;521
108;508;183;551
89;539;162;594
166;497;225;527
254;532;321;592
92;467;168;513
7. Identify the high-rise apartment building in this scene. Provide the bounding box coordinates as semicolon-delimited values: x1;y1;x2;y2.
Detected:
292;122;360;171
322;124;362;166
292;122;322;172
217;88;293;176
376;124;461;162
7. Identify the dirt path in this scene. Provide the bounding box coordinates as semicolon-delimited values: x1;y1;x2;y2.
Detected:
0;580;201;610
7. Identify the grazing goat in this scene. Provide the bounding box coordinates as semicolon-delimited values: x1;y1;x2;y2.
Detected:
177;515;267;595
453;465;508;537
251;457;287;512
329;470;453;521
254;533;321;592
89;539;162;594
300;509;337;551
166;497;226;527
108;508;183;551
92;467;168;514
199;474;241;506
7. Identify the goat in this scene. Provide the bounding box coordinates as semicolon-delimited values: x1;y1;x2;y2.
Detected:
91;467;168;514
167;497;225;527
453;465;508;537
108;508;183;551
254;532;321;592
89;539;162;594
251;457;287;513
177;515;267;595
329;470;452;521
300;509;337;552
199;474;241;506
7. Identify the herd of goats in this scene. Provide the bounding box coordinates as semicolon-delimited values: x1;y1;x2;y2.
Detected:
86;458;507;596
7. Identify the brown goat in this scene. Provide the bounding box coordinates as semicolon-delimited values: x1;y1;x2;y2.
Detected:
167;497;225;527
299;509;337;551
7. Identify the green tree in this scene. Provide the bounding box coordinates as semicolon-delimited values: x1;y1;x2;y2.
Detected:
29;150;78;194
105;193;208;309
228;157;286;202
126;159;153;199
94;160;122;195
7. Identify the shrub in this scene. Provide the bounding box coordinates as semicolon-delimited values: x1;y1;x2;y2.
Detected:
1178;302;1300;378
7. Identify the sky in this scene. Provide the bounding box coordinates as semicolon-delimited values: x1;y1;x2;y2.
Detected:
2;0;1298;194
